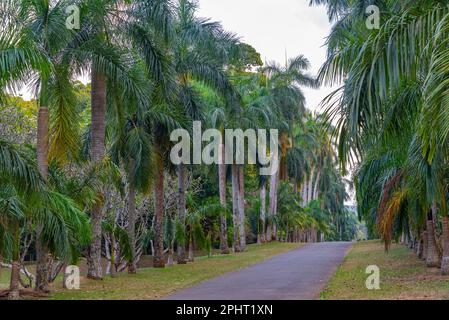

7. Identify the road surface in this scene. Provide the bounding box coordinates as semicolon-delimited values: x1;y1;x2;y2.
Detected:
166;242;352;300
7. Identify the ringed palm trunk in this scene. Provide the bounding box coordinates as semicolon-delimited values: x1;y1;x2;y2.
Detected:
35;100;50;291
426;208;440;268
153;144;165;268
218;143;230;254
177;164;188;264
127;159;137;274
231;163;240;252
238;165;246;251
441;215;449;275
87;70;106;280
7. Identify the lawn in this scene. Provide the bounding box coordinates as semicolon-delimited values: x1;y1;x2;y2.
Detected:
321;240;449;300
22;242;300;300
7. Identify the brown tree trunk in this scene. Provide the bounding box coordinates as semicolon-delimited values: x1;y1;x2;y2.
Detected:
87;70;107;280
231;164;240;252
153;144;165;268
422;231;428;260
426;209;440;267
279;133;289;181
8;261;21;300
177;164;188;264
8;224;21;300
238;166;246;250
127;159;137;274
188;236;194;262
37;106;49;177
441;216;449;274
35;105;50;292
218;143;230;254
416;238;422;257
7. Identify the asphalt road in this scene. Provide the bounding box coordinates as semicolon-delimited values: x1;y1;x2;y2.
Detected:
165;241;352;300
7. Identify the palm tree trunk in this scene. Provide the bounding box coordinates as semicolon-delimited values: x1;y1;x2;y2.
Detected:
127;159;137;274
231;164;240;252
301;179;307;204
218;143;230;254
8;224;20;300
307;167;315;204
313;171;321;200
110;233;116;278
259;182;266;243
238;165;246;251
188;235;194;262
177;164;188;264
87;70;106;280
153;144;165;268
441;216;449;274
417;235;423;258
35;103;50;291
268;168;278;241
279;133;289;181
167;246;174;267
426;208;440;267
421;230;428;260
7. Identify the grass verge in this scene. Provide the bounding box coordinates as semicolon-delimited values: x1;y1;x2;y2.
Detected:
321;240;449;300
42;241;301;300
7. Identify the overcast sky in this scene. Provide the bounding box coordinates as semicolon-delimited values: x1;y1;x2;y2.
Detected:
198;0;334;112
19;1;334;110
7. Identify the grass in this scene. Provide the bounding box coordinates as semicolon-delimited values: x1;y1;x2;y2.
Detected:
321;240;449;300
30;241;300;300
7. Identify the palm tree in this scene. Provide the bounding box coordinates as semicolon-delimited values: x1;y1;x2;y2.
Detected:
0;140;90;299
315;0;449;274
0;0;88;291
260;55;316;240
69;0;171;278
172;0;238;258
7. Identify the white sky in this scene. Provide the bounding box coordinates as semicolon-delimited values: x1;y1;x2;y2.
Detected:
197;0;335;112
20;1;335;110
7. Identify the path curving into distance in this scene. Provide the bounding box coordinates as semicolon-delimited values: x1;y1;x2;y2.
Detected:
165;241;352;300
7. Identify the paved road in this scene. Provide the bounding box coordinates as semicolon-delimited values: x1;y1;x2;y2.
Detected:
166;242;352;300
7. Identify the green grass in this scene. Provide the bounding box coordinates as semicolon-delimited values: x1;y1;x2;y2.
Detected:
38;242;299;300
321;240;449;300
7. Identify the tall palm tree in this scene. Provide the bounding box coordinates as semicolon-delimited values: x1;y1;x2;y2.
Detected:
261;55;317;240
0;140;90;299
0;0;86;291
172;0;238;258
70;0;171;278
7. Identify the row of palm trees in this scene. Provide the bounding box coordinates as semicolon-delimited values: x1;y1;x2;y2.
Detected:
312;0;449;274
0;0;355;299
